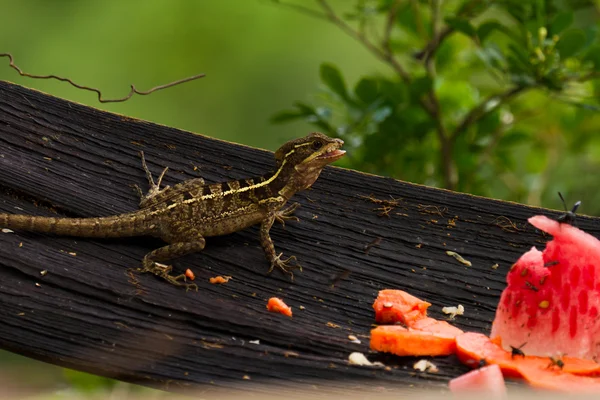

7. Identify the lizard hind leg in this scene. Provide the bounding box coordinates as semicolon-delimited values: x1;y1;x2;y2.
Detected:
140;238;206;291
134;151;171;208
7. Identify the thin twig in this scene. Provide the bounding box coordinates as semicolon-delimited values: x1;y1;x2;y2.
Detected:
0;53;205;103
452;86;528;141
382;0;402;56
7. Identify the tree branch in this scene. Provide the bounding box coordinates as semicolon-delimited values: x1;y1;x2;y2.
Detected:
451;86;528;141
316;0;411;83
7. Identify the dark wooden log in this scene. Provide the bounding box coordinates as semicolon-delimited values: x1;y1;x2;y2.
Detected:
0;80;597;394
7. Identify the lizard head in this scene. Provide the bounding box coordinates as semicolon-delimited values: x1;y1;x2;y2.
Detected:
274;132;345;191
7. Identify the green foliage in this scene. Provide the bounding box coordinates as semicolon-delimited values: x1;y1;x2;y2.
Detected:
273;0;600;211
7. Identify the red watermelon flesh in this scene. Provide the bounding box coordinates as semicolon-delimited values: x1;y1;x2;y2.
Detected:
491;215;600;361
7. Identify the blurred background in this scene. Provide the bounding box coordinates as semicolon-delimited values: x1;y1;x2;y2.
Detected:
1;0;600;396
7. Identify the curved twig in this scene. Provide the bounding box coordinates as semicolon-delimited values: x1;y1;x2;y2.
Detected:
1;53;205;103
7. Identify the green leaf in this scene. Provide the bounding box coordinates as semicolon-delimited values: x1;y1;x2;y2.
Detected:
555;29;587;59
355;78;379;104
478;21;504;42
445;17;476;37
372;106;392;123
381;80;407;104
320;63;349;100
584;45;600;71
409;76;433;98
549;11;573;35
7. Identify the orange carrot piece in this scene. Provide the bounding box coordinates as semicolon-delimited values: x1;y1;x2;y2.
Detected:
370;325;459;356
373;289;431;325
267;297;292;317
184;269;195;281
209;275;231;284
456;332;600;379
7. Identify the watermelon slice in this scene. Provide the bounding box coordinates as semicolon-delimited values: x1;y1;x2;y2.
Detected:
448;364;507;398
491;215;600;361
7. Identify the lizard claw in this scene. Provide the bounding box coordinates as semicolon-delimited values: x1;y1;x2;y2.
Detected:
268;252;302;279
139;262;198;291
274;203;301;227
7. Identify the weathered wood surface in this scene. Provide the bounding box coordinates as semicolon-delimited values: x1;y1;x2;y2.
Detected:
0;80;597;394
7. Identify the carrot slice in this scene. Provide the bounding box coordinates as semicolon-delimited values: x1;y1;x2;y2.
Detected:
267;297;292;317
373;289;431;325
370;325;459;356
209;275;231;284
456;332;600;379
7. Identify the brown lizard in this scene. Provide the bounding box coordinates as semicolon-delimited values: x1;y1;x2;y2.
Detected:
0;132;345;289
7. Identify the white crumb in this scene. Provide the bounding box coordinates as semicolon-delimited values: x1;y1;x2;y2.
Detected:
249;340;260;345
348;352;384;367
2;228;14;233
413;359;438;373
446;250;472;266
442;304;465;320
348;335;361;344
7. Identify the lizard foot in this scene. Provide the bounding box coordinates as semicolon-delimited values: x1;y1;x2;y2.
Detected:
268;252;302;280
274;203;300;227
140;262;198;291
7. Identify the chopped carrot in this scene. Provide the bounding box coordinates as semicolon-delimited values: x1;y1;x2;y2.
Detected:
184;268;195;281
373;289;431;325
209;275;231;284
267;297;292;317
370;325;459;356
456;332;600;391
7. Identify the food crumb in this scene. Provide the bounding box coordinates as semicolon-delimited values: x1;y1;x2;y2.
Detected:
68;252;77;256
267;297;292;317
446;251;472;266
413;359;438;373
348;352;384;367
185;269;196;281
348;335;361;344
442;304;465;320
35;283;41;287
40;270;48;277
491;263;499;270
209;275;231;284
18;242;23;248
249;340;260;345
242;375;251;380
2;228;14;233
326;322;340;328
299;305;305;310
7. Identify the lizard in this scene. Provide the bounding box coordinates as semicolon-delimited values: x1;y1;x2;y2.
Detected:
0;132;345;289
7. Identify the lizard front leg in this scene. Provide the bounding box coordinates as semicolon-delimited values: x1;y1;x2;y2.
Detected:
261;211;302;279
140;239;206;291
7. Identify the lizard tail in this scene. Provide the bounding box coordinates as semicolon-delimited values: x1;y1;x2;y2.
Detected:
0;212;157;238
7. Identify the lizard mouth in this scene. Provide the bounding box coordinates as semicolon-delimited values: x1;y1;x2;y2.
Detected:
317;140;346;162
318;148;346;161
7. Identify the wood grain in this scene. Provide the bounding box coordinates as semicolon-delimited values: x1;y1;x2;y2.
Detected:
0;80;597;393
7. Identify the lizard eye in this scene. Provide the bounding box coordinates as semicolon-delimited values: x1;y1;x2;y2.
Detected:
312;140;323;150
